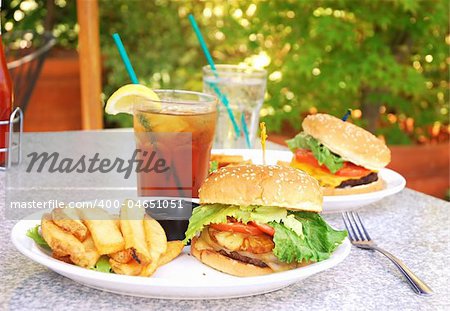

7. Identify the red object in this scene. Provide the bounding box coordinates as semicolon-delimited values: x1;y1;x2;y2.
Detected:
294;149;371;177
0;35;13;165
249;222;275;236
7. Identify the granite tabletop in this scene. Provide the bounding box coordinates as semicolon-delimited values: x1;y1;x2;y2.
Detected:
1;132;449;310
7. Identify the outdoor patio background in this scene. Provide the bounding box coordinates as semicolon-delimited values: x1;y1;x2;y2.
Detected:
1;0;449;198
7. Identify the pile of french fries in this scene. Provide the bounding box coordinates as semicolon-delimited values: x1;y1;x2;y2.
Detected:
41;200;184;276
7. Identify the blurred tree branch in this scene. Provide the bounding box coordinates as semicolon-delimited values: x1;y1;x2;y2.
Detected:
1;0;448;144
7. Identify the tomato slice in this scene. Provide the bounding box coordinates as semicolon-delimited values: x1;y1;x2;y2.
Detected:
210;222;264;235
249;222;275;236
335;162;371;177
294;149;371;177
294;149;321;167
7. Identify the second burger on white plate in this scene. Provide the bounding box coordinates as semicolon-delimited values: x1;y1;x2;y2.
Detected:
287;113;391;196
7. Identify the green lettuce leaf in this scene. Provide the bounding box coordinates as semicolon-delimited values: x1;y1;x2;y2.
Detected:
183;204;287;243
293;211;348;252
26;225;50;249
209;160;219;174
282;214;303;237
91;256;113;273
249;206;286;223
183;204;347;264
286;132;344;173
272;211;347;263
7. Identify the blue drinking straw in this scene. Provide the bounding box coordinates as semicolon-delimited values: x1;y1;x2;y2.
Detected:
342;109;352;121
188;15;216;72
112;33;139;84
241;114;251;148
188;14;252;148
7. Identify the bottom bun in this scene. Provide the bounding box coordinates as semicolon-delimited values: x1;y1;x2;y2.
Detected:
322;178;385;196
191;237;274;277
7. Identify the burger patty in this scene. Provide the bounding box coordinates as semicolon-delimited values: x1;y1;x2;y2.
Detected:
218;250;269;268
337;172;378;188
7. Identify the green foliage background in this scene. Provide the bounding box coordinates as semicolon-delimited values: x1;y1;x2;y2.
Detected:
2;0;449;144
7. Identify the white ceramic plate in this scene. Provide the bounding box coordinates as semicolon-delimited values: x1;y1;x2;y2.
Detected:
212;149;406;213
12;210;350;299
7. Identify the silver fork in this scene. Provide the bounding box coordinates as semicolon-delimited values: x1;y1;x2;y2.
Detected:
342;211;433;295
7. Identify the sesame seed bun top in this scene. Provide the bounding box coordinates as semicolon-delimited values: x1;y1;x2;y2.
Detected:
302;114;391;170
199;164;323;212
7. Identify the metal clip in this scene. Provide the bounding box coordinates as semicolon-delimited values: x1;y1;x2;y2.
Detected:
0;107;24;170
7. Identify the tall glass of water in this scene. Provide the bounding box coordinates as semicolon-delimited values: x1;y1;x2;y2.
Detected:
203;65;267;148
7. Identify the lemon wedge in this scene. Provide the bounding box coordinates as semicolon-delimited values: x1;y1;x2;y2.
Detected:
105;84;160;115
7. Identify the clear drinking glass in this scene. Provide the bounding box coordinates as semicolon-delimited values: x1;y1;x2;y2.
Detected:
133;90;217;199
133;90;217;240
202;65;267;149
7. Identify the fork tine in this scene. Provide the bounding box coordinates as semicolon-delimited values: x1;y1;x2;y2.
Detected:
344;211;362;241
355;212;372;241
341;212;356;241
341;213;352;240
350;211;367;241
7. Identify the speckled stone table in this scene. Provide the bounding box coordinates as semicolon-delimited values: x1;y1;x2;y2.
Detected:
1;134;449;310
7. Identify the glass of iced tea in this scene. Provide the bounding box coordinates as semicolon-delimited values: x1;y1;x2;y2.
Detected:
133;90;217;199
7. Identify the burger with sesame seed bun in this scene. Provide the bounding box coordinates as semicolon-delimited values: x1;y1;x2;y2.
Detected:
286;113;391;196
183;164;347;277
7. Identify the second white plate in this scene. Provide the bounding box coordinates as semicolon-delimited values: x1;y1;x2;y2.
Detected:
212;149;406;213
